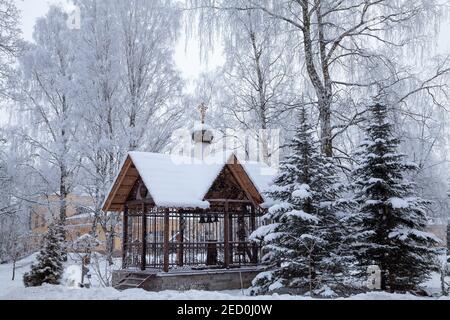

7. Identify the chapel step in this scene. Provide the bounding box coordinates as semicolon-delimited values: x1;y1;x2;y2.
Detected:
114;272;157;291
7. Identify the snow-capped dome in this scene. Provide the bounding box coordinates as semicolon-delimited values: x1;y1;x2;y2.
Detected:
191;121;214;144
192;103;214;144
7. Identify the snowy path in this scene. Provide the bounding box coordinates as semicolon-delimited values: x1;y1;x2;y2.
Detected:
2;285;449;301
1;285;310;300
0;255;449;300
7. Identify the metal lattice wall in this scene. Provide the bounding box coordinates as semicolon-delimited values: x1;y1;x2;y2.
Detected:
122;202;264;271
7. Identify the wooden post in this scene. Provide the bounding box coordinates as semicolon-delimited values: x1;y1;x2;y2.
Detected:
141;203;147;271
228;207;234;265
177;212;184;267
250;205;258;264
163;209;170;272
122;204;129;269
224;201;230;269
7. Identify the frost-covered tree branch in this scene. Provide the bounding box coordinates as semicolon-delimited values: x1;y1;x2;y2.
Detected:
185;0;450;157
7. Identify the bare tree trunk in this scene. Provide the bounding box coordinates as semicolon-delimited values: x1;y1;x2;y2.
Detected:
441;268;447;296
319;102;333;156
107;230;114;266
301;0;333;156
315;0;333;157
59;131;69;261
309;256;313;296
59;166;68;223
100;214;117;267
250;28;270;163
59;162;69;263
60;95;69;224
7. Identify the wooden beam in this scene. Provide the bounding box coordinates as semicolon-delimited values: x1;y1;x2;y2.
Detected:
224;201;230;269
207;199;253;204
111;203;126;207
141;203;147;271
122;204;129;269
127;168;140;176
102;156;133;212
126;199;154;207
226;155;263;206
163;209;170;272
177;212;184;267
229;211;235;265
250;205;258;264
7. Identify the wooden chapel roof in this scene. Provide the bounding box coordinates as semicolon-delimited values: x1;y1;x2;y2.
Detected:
102;152;274;212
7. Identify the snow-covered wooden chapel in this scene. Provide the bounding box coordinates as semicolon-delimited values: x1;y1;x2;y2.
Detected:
103;107;274;291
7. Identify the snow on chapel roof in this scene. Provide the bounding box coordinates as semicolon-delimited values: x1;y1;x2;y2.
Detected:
130;151;224;209
102;151;276;211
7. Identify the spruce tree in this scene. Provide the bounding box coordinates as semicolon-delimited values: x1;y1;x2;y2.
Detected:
251;108;351;296
350;103;439;292
55;219;68;262
23;222;64;287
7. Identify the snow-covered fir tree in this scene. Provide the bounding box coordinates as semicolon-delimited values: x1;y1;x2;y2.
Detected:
55;218;68;262
23;222;65;287
251;108;351;297
349;103;440;292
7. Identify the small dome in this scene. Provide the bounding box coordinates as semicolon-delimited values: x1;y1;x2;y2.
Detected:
192;122;214;144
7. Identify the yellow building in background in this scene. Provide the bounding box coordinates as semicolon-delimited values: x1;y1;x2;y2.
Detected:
30;193;122;256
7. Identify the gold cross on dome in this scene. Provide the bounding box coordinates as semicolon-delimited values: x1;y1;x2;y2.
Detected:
198;103;208;124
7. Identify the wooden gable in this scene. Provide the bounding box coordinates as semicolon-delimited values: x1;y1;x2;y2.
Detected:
204;166;248;201
204;155;264;206
102;156;143;212
103;154;265;212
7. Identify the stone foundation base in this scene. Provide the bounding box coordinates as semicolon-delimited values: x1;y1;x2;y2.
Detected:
113;267;262;292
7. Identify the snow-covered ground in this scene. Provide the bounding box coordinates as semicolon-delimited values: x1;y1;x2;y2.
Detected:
0;254;449;300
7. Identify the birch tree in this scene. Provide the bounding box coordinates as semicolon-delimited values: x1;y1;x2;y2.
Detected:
115;0;184;152
0;0;22;97
218;9;297;163
18;6;80;231
70;0;185;268
187;0;450;156
71;0;123;267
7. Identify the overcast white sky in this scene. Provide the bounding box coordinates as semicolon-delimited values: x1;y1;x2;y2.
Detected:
13;0;450;81
14;0;225;81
